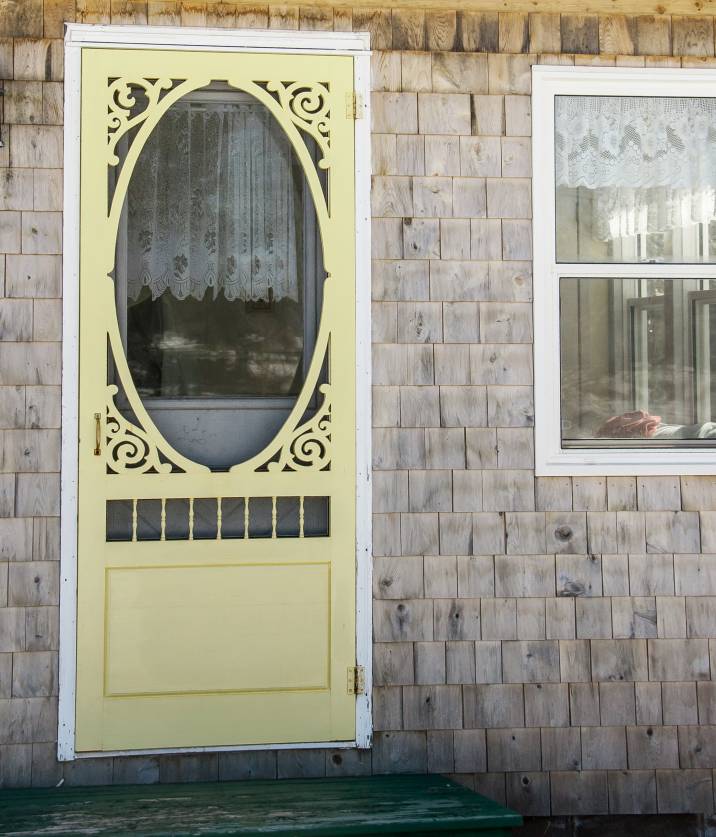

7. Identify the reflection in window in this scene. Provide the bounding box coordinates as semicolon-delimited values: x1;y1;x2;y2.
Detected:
560;277;716;446
555;96;716;264
126;290;304;398
693;290;716;424
118;92;318;399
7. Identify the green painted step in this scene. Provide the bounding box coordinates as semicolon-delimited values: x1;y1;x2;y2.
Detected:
0;774;522;836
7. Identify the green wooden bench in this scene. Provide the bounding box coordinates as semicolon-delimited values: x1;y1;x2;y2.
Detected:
0;774;522;836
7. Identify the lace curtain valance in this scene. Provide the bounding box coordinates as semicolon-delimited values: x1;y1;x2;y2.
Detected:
555;96;716;241
126;100;302;303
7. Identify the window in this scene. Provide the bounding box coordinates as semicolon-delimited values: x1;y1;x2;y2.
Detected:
111;85;325;469
533;67;716;474
116;88;323;402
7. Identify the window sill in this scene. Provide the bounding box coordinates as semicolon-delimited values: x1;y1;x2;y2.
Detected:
537;447;716;477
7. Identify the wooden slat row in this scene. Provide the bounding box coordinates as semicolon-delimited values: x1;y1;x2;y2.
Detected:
0;2;708;58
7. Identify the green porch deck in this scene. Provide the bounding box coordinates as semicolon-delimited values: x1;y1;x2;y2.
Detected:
0;774;522;836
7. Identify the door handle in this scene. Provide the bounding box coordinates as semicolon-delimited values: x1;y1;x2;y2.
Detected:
94;412;102;456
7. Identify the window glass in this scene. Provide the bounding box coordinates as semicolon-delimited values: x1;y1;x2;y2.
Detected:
560;277;716;446
117;91;320;400
555;96;716;264
110;86;326;470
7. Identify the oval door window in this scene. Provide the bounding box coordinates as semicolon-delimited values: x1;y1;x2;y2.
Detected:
113;85;325;470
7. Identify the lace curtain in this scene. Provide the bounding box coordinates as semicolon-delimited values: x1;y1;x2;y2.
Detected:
555;96;716;241
126;100;302;302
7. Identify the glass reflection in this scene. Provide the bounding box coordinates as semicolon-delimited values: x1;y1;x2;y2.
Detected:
560;277;716;446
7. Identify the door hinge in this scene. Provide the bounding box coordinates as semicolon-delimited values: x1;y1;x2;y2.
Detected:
345;91;363;120
347;665;365;695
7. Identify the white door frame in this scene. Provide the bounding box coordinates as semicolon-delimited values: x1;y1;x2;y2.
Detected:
59;23;372;761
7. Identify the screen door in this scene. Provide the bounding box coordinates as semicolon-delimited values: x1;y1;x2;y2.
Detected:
74;45;358;752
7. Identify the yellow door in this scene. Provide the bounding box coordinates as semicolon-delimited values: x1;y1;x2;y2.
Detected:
75;47;357;752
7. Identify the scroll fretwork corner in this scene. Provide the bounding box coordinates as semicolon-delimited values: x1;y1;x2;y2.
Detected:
266;383;332;473
104;384;175;475
107;77;174;166
265;80;331;170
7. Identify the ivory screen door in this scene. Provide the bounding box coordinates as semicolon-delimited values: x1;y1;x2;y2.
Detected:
64;27;370;755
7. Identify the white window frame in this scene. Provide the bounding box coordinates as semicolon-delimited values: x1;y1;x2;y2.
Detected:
533;65;716;476
60;23;372;760
691;289;716;423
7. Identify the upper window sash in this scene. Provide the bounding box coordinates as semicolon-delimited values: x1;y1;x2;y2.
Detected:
555;93;716;266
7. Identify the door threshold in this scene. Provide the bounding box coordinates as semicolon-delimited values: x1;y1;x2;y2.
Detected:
71;739;363;760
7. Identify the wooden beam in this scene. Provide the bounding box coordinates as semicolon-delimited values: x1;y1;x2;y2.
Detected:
212;0;715;17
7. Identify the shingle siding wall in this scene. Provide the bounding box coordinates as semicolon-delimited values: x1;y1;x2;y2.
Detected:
367;40;716;813
4;0;716;816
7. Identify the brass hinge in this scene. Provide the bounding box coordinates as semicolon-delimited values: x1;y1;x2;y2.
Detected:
345;91;363;120
347;665;365;695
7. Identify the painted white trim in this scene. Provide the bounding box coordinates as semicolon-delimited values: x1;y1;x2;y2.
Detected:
353;50;373;750
64;23;370;54
59;24;372;761
58;40;82;764
533;65;716;477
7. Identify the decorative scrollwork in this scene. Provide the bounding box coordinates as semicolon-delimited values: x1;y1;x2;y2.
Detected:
266;81;331;169
267;384;331;472
107;77;174;166
105;385;173;475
